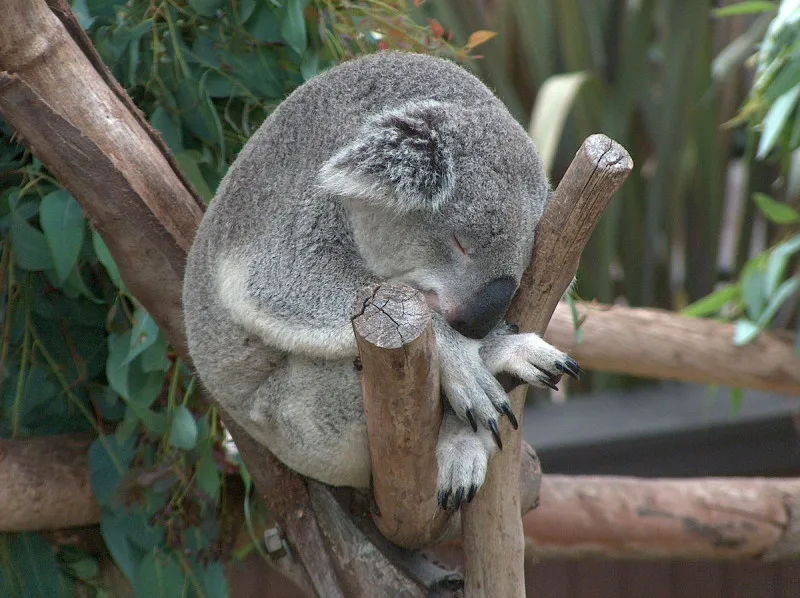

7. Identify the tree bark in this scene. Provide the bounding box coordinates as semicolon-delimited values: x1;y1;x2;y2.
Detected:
351;284;450;548
0;434;100;531
461;135;633;597
545;301;800;395
525;475;800;560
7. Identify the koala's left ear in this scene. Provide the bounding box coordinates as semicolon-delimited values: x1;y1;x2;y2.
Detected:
318;100;454;212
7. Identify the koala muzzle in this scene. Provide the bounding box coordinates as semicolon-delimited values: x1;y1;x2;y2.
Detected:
449;276;517;339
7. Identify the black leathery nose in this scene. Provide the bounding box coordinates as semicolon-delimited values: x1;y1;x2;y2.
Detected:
450;276;516;339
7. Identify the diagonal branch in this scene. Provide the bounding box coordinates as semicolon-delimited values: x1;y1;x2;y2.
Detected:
461;136;633;597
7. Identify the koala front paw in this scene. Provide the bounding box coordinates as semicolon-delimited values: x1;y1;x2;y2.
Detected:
480;329;581;390
436;417;492;511
439;347;517;450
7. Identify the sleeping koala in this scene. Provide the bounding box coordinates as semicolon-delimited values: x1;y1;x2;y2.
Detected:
183;52;579;511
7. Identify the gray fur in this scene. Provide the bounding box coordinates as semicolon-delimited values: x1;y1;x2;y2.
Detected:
183;52;573;506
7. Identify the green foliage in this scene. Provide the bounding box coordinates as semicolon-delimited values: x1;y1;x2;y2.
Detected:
740;0;800;158
0;1;474;595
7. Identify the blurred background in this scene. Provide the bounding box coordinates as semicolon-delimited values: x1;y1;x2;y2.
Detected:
1;0;799;596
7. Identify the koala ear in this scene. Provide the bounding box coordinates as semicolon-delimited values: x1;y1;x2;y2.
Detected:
318;100;455;212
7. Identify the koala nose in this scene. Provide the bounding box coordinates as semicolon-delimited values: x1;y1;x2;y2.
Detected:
449;276;517;339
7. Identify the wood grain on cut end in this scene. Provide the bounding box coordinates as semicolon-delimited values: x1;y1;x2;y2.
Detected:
583;134;634;175
351;284;430;349
352;284;449;549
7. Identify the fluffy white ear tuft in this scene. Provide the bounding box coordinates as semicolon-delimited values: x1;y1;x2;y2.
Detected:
318;100;455;212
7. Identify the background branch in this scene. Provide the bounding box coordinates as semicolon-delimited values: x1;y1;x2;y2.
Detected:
546;302;800;395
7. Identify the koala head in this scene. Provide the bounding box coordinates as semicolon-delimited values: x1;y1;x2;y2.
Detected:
319;100;549;339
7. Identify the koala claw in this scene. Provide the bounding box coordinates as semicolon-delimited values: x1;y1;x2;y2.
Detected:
556;357;582;380
436;424;490;511
537;374;560;391
488;419;503;450
499;403;519;430
465;408;478;432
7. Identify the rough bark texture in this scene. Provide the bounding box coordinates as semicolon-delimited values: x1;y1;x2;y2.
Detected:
546;302;800;395
525;475;800;560
461;135;633;597
0;434;100;531
351;284;449;548
0;0;202;357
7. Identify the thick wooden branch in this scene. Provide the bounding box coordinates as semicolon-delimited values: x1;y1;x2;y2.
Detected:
8;436;800;561
461;135;633;597
525;475;800;560
351;284;449;548
0;434;100;531
546;302;800;395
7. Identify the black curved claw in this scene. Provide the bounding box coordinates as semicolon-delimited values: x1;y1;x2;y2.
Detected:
556;357;582;380
488;419;503;450
438;489;451;510
452;487;465;511
466;408;478;433
506;322;520;334
467;484;478;503
538;375;559;391
501;403;519;430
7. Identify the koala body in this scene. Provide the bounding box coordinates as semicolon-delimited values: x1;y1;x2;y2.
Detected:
183;52;577;509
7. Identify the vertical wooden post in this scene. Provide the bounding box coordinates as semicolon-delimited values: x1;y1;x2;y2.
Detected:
461;135;633;596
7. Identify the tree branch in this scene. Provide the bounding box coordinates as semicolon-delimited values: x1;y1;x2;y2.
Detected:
0;434;100;531
545;302;800;395
351;284;449;548
461;135;633;597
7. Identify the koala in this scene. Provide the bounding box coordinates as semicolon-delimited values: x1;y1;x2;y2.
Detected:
183;52;579;512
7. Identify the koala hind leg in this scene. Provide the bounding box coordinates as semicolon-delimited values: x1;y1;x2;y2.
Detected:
436;407;496;511
239;355;371;489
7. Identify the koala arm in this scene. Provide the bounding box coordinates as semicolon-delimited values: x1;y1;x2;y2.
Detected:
215;251;379;361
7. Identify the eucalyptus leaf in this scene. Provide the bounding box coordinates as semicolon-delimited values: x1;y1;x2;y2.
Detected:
681;284;740;317
733;318;761;345
188;0;225;17
175;151;215;200
756;276;800;327
100;509;140;582
11;211;52;271
247;6;282;42
528;71;590;175
757;86;800;159
281;0;308;55
134;549;186;598
740;259;767;320
92;230;122;288
126;309;160;364
169;405;198;450
0;533;71;598
89;435;134;506
106;331;132;399
713;1;778;17
753;192;800;224
150;106;184;154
